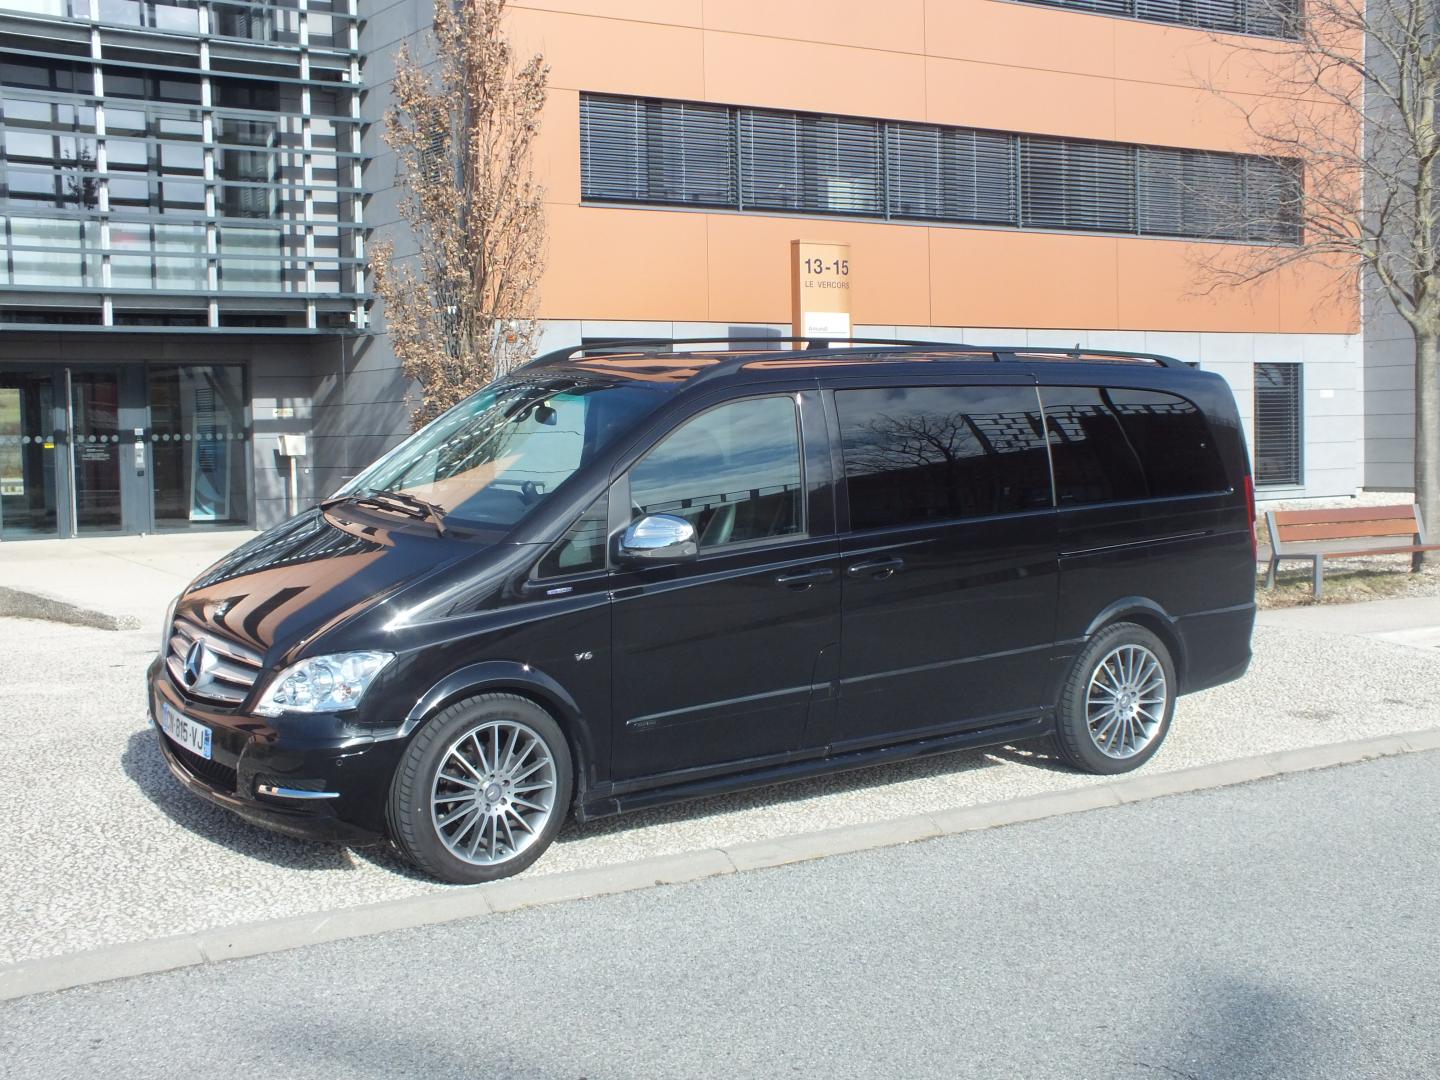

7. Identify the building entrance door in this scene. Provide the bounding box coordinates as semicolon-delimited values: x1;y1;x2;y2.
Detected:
0;368;61;539
69;369;127;533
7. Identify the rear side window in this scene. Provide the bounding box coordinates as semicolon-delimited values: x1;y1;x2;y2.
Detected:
836;385;1052;531
629;395;803;549
1105;388;1228;497
1039;386;1148;506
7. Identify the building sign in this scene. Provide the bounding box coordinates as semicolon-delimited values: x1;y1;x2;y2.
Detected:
791;240;852;343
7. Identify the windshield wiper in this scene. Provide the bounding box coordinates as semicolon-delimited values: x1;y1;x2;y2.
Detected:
323;490;447;536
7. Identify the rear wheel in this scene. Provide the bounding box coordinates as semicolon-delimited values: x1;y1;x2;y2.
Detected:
1053;622;1175;775
387;694;573;883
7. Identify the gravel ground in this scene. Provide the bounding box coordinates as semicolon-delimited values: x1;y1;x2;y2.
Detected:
2;614;1438;967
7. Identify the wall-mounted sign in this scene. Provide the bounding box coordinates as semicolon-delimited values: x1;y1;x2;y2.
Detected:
791;240;852;344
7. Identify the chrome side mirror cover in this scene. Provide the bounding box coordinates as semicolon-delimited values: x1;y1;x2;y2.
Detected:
617;513;699;564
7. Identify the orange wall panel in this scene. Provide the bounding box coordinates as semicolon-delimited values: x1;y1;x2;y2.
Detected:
1275;257;1358;335
703;33;926;119
539;206;711;321
703;0;926;55
925;57;1116;141
534;90;580;206
506;1;1361;334
703;214;933;326
924;0;1117;81
929;229;1120;329
512;1;703;28
506;6;705;98
1116;240;1280;332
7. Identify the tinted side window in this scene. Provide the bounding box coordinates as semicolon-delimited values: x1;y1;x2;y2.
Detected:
536;494;608;578
1105;388;1228;497
837;385;1052;531
1040;386;1147;506
630;396;803;549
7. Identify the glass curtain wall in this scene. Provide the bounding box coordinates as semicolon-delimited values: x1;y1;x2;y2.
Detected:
0;1;363;327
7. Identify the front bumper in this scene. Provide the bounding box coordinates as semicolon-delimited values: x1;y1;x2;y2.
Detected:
147;657;403;845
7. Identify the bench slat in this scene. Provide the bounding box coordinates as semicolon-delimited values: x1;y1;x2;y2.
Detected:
1271;505;1418;526
1277;520;1418;542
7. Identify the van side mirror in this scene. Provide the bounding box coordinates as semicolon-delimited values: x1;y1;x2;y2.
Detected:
617;514;698;564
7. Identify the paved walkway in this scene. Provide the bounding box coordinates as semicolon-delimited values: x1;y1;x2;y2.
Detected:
1258;594;1440;650
0;531;255;631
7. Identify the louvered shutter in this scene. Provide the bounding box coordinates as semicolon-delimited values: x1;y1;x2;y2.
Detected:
1020;137;1135;232
1253;362;1303;486
1138;147;1244;239
580;95;735;206
885;123;1016;225
648;100;735;205
1243;157;1303;243
739;108;882;216
580;95;645;201
1026;0;1131;12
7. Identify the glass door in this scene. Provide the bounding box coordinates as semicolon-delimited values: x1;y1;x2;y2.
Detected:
69;369;125;533
0;369;60;539
147;364;250;528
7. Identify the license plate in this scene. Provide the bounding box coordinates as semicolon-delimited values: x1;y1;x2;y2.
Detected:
159;701;213;760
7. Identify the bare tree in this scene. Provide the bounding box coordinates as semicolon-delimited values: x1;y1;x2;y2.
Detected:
1196;0;1439;564
370;0;548;429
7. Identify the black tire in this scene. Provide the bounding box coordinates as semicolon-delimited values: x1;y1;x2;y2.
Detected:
1053;621;1176;775
387;693;574;884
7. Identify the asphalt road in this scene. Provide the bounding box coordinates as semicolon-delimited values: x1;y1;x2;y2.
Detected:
4;612;1440;968
4;751;1437;1080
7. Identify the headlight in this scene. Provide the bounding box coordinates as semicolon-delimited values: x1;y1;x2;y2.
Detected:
254;651;394;717
159;594;180;659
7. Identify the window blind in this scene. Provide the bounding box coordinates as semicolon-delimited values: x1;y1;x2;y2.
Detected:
1016;0;1299;37
739;108;882;216
579;93;1302;247
885;122;1016;226
1020;137;1135;232
1253;362;1303;487
579;95;735;206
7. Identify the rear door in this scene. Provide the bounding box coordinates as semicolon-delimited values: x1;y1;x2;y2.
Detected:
608;389;841;782
1040;382;1244;669
821;381;1061;750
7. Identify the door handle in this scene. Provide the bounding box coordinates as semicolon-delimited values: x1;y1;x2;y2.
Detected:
846;556;904;580
774;567;836;589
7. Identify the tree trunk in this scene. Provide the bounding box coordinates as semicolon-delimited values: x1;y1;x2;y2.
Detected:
1414;330;1440;571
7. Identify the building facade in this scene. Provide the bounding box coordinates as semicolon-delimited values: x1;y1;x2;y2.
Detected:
0;0;1367;540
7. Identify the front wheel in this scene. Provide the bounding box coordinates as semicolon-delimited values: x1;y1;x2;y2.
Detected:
1053;622;1175;775
387;694;573;883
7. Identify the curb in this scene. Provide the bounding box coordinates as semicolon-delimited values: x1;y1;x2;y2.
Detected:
3;727;1438;1002
0;586;141;631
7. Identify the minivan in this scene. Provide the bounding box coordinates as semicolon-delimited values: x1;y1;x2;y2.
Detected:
148;339;1257;883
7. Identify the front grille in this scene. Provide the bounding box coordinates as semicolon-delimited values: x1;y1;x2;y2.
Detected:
165;737;239;794
165;615;264;706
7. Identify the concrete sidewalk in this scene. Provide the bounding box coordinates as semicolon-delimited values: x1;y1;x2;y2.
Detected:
1258;594;1440;650
0;531;256;632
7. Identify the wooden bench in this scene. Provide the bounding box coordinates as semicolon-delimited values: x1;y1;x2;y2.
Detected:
1262;503;1440;599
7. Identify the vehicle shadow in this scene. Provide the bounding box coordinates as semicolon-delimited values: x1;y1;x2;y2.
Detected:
121;728;363;873
549;733;1073;847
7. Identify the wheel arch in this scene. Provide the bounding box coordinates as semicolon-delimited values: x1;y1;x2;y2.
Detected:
400;661;596;802
1082;598;1187;686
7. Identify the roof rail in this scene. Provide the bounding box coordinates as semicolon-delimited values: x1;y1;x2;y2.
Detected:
527;336;1184;369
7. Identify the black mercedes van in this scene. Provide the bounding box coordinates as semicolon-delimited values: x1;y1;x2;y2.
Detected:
148;339;1257;883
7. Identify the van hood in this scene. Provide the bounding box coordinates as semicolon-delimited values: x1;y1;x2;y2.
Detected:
176;506;498;657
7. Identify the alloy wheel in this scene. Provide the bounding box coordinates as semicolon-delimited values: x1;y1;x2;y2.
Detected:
1084;644;1169;760
430;719;558;866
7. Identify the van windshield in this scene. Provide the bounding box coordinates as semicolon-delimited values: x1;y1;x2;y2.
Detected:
338;375;661;530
